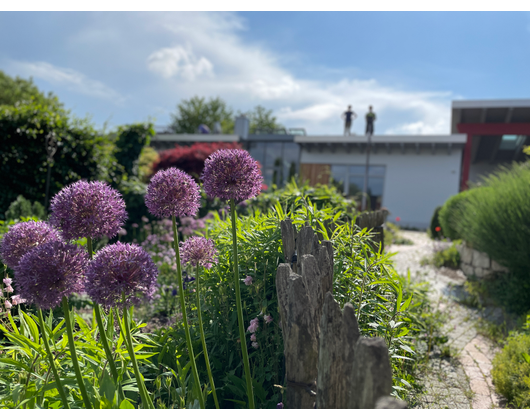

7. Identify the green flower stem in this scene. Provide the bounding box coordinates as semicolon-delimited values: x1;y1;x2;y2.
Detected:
230;199;255;409
62;296;93;408
38;309;70;409
122;299;155;409
172;215;205;409
87;238;126;402
195;262;219;409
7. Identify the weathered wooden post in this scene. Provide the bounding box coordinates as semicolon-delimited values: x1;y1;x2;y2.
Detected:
356;209;388;251
276;215;405;409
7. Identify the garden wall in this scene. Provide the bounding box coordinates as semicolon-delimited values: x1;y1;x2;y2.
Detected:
456;243;509;279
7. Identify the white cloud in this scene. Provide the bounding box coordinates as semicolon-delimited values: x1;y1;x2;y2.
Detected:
7;60;126;104
147;46;214;80
3;12;456;134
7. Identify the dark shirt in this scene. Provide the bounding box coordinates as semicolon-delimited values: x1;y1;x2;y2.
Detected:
344;111;355;122
366;112;376;123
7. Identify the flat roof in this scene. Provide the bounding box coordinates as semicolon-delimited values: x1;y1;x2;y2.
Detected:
152;134;239;142
294;134;466;144
452;99;530;109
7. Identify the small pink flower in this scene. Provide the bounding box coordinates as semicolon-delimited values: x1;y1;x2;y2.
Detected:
251;342;259;349
5;301;12;309
244;276;253;286
395;217;401;222
264;314;273;324
250;333;257;342
5;285;14;293
11;295;26;305
3;278;12;286
247;317;259;333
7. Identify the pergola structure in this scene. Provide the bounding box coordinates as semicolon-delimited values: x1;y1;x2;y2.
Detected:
452;99;530;190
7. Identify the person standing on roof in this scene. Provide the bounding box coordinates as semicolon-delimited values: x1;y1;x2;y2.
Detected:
342;105;357;136
365;106;376;135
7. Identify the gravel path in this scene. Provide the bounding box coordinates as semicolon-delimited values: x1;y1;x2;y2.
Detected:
388;231;504;409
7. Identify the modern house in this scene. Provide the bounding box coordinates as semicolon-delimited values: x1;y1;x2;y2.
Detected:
151;99;530;229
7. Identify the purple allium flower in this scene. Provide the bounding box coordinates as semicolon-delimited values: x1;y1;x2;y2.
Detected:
243;276;253;286
277;402;284;409
85;242;158;308
14;241;88;310
250;333;257;342
201;149;263;202
49;180;127;240
251;342;259;349
145;168;201;218
180;236;217;269
0;222;62;269
264;314;273;324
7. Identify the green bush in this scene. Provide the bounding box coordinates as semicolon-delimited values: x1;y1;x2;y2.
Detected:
432;243;460;269
5;195;46;220
428;206;443;239
492;332;530;407
0;102;112;217
458;163;530;275
439;189;478;241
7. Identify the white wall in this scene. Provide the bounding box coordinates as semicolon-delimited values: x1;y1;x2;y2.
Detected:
301;148;463;229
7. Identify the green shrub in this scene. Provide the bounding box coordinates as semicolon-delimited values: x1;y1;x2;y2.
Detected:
458;163;530;275
0;102;112;217
492;332;530;407
5;195;46;220
432;243;460;269
439;189;479;241
428;206;443;239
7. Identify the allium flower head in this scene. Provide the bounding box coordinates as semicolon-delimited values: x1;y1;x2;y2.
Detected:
201;149;263;202
145;168;201;218
14;241;88;309
85;242;158;308
49;180;127;240
180;236;217;269
0;222;62;269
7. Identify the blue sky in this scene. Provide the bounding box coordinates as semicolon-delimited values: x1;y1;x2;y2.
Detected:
1;11;529;135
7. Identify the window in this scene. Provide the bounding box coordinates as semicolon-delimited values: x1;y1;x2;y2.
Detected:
247;141;300;187
331;165;386;210
499;135;526;150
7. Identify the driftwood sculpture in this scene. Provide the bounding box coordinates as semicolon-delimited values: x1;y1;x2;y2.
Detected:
276;218;406;409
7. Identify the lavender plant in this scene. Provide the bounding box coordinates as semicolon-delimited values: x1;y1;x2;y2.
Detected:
201;149;263;409
145;167;205;408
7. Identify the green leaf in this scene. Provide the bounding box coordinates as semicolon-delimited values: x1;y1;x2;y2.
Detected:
119;399;136;409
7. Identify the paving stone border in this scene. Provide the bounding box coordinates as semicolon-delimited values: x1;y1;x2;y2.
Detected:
388;231;504;409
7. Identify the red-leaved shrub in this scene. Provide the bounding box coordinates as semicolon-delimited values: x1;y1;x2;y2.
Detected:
152;142;243;179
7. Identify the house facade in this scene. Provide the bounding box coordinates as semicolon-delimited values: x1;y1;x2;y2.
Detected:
151;99;530;229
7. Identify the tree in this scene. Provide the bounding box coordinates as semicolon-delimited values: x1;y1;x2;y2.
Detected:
0;70;62;108
170;96;284;135
246;105;284;134
170;96;234;134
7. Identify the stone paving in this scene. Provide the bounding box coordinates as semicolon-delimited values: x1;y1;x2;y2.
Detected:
388;231;503;409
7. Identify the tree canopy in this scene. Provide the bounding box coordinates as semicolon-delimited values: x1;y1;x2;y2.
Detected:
170;96;283;134
0;70;62;109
